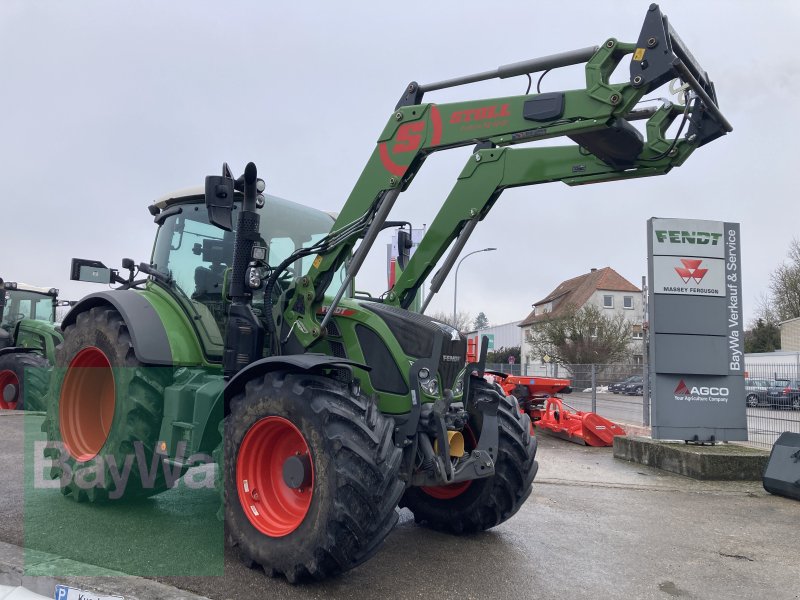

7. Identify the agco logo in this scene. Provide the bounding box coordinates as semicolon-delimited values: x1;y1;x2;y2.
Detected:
450;103;510;124
674;379;730;398
655;230;722;245
674;259;708;284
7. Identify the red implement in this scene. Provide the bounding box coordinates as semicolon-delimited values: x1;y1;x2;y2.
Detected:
534;397;625;446
486;371;625;447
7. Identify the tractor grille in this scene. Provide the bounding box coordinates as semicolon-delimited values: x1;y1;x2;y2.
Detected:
329;340;347;359
438;333;467;390
325;319;341;337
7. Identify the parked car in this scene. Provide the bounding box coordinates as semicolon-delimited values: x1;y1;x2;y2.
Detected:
765;379;800;410
609;375;642;394
623;380;644;396
745;378;772;407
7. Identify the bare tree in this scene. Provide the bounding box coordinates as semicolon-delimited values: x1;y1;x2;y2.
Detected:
769;238;800;322
429;310;473;332
525;304;632;365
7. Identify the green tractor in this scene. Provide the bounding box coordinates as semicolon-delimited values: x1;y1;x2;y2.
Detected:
0;279;66;410
43;5;729;581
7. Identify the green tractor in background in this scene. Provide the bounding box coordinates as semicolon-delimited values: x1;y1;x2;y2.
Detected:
42;5;730;582
0;279;66;410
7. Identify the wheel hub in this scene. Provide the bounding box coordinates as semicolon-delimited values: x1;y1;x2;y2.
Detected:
282;453;312;489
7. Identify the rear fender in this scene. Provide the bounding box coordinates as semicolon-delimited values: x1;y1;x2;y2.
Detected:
61;291;175;365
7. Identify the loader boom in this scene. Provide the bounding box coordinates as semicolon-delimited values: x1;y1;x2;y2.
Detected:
279;3;730;351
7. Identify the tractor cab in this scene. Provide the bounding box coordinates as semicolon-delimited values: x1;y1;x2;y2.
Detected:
147;189;350;359
1;283;57;334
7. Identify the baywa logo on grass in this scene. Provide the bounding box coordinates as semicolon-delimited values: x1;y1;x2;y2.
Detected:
674;379;730;403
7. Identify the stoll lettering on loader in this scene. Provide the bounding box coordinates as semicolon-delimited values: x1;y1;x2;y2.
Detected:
42;4;730;582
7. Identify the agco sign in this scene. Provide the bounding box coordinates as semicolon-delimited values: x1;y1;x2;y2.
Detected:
674;379;730;402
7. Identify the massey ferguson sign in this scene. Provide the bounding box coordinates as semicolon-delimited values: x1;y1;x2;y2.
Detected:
652;255;725;297
647;218;747;442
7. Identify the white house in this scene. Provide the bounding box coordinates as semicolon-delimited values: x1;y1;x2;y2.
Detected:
519;267;644;374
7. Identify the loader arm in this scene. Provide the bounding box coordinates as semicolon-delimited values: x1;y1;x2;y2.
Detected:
280;3;730;351
386;101;692;310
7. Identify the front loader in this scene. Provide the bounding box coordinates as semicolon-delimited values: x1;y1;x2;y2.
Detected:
43;5;730;582
0;279;66;410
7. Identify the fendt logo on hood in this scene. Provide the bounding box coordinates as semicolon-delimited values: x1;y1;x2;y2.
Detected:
674;379;730;402
674;259;708;284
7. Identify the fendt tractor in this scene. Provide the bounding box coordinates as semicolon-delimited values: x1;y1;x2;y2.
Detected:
0;279;65;410
43;5;730;581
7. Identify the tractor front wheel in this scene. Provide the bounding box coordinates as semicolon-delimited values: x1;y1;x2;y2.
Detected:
223;371;404;582
400;382;538;534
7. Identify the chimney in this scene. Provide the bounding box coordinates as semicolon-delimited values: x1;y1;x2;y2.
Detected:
590;268;597;272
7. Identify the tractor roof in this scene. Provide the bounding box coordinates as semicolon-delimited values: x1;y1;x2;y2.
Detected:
149;187;337;222
6;283;56;295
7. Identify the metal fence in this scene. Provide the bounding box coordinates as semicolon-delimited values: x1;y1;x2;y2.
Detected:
486;361;800;449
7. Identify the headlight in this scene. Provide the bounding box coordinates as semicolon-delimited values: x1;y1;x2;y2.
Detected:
420;378;439;396
453;376;464;396
418;367;439;396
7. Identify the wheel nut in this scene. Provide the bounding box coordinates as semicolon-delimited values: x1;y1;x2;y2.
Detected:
251;490;260;502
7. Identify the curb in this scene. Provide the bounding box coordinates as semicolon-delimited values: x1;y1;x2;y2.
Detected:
0;541;211;600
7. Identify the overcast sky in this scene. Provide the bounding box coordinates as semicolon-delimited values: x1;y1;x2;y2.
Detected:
2;0;797;328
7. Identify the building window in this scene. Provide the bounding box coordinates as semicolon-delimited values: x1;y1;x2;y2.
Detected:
603;295;613;308
633;354;643;365
623;295;633;309
632;330;643;339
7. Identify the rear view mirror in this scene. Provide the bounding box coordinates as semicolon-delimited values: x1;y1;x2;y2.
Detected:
70;258;113;284
205;163;235;231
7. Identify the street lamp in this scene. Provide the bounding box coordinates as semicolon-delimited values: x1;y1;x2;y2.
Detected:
453;247;497;326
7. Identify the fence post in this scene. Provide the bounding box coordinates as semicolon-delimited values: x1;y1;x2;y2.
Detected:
591;364;597;413
643;363;650;427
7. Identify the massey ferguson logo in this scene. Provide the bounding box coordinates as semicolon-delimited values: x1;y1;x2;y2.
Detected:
450;104;510;124
674;379;729;402
674;259;708;284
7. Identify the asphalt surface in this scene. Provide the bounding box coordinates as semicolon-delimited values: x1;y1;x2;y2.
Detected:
2;412;799;600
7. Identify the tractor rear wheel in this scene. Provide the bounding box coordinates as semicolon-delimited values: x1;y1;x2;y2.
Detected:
0;352;49;411
223;371;404;582
43;306;173;502
400;381;538;534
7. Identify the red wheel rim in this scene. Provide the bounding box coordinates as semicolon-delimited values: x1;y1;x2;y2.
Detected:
59;347;116;462
0;370;20;410
421;425;477;500
236;416;314;537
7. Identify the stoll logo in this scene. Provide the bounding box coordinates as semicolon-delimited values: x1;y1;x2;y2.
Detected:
674;379;730;403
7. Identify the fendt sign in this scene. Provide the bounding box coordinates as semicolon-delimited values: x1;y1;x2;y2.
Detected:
647;218;747;442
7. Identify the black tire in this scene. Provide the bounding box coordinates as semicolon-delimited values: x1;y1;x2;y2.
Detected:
0;352;50;411
42;306;173;502
746;394;759;408
400;380;538;534
224;371;405;583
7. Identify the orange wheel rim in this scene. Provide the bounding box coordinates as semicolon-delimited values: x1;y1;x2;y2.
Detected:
236;416;314;537
59;347;116;462
0;370;20;410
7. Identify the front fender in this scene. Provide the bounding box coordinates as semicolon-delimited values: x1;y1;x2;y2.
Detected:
224;354;369;412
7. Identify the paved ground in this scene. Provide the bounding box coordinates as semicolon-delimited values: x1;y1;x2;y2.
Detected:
1;412;799;600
